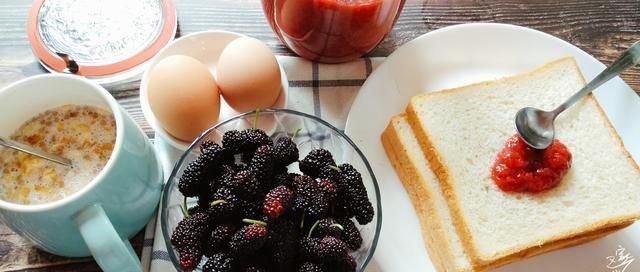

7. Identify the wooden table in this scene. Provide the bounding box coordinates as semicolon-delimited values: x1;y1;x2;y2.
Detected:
0;0;638;271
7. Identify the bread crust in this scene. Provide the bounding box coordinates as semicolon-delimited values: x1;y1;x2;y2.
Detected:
382;115;472;272
405;57;640;267
477;222;631;269
571;58;640;176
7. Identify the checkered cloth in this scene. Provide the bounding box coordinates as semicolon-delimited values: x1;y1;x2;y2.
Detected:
140;56;384;271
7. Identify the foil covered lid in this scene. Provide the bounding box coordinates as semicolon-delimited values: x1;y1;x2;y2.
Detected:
27;0;177;86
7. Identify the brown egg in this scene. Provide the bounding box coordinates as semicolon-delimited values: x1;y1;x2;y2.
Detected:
147;55;220;142
217;37;281;113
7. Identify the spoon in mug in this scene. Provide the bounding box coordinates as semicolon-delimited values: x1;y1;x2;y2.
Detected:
516;41;640;149
0;136;72;166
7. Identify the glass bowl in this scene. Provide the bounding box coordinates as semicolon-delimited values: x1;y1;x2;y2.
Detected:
161;109;382;271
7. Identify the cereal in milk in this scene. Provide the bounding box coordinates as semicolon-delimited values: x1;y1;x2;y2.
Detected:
0;105;116;204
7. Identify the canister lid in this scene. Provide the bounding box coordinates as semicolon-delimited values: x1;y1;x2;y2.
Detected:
27;0;177;87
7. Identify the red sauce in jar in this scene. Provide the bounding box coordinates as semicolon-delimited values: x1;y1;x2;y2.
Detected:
491;134;572;193
261;0;405;63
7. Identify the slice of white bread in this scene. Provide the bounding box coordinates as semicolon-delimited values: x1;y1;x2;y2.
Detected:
382;115;472;272
405;57;640;267
381;114;632;271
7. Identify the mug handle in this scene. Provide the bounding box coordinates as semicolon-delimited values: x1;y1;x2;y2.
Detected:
73;204;142;272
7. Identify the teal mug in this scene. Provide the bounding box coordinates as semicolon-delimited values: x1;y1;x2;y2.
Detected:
0;74;163;271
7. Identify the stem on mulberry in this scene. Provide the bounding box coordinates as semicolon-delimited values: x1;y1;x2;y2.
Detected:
209;199;227;206
242;218;267;226
292;128;302;141
252;109;261;129
308;220;321;239
329;223;344;231
182;196;189;217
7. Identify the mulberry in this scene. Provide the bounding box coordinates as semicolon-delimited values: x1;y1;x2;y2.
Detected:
250;145;275;185
202;252;234;272
204;224;236;256
178;244;203;271
300;236;348;263
336;164;374;225
179;158;208;197
298;262;323;272
230;224;269;256
274;172;299;188
227;170;260;198
272;137;299;168
293;176;337;219
263;185;294;220
207;187;241;220
171;212;210;249
299;149;336;177
267;220;299;271
222;130;246;154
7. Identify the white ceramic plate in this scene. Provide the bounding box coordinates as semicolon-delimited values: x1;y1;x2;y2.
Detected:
140;31;288;153
345;23;640;272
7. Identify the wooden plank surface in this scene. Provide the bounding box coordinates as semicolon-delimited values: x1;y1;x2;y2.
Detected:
0;0;639;270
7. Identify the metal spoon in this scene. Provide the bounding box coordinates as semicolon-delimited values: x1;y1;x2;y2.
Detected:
0;136;72;166
516;41;640;149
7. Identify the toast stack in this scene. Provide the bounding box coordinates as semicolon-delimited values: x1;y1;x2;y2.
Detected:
381;57;640;271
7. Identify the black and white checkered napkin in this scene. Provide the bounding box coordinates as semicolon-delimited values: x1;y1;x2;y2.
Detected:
140;56;383;271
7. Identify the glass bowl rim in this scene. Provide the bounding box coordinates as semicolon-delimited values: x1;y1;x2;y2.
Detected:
160;108;383;271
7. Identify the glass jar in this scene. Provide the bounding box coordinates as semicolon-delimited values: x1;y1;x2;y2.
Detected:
262;0;405;63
